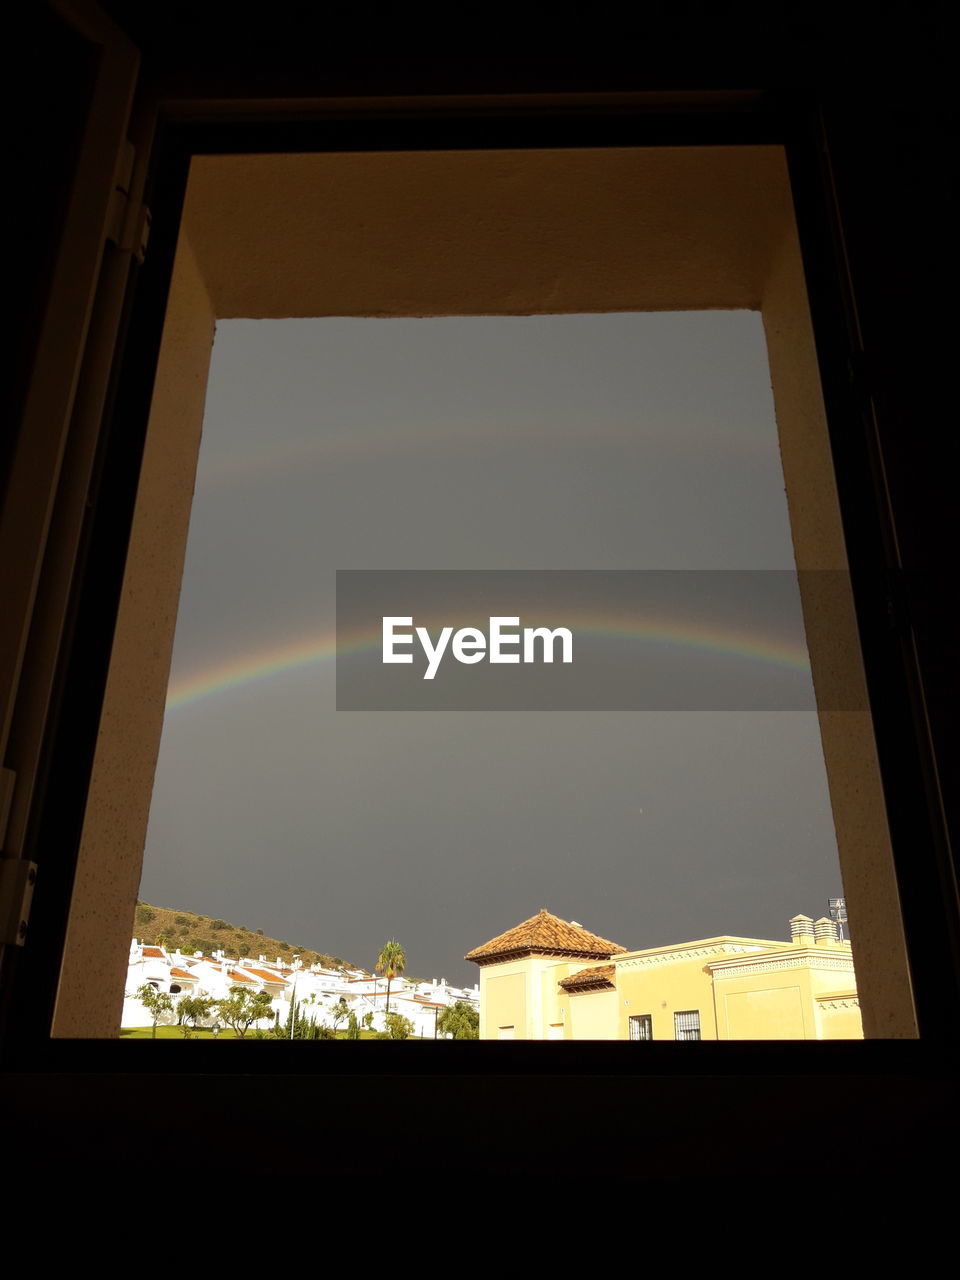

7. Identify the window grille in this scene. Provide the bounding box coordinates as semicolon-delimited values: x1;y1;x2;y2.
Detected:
629;1014;653;1040
674;1010;701;1041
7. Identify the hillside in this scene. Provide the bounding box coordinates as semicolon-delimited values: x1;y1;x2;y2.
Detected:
132;900;359;973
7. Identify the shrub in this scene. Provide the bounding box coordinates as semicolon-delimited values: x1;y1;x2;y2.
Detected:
383;1012;415;1040
211;919;228;931
174;914;189;926
136;905;155;925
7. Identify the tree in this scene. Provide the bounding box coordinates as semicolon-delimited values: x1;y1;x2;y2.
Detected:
279;993;335;1040
135;982;174;1038
381;1011;414;1040
437;1001;480;1040
177;993;215;1038
345;1011;361;1040
375;939;407;1014
215;986;274;1038
329;998;349;1032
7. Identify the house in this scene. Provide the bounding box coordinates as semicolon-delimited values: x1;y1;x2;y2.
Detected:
123;940;479;1035
466;909;862;1041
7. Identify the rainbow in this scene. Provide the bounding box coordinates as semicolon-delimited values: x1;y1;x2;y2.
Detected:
193;419;778;492
165;614;811;713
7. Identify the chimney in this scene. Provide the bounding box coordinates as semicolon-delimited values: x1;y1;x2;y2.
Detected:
790;915;815;946
814;917;838;946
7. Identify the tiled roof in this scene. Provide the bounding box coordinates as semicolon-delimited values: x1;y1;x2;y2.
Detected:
227;969;255;983
465;910;626;965
142;946;165;958
169;968;195;980
558;964;617;992
245;968;289;985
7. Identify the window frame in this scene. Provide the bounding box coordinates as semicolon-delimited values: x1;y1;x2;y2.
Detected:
1;91;956;1078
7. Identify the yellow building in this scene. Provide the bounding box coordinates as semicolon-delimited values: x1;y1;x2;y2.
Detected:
465;909;862;1041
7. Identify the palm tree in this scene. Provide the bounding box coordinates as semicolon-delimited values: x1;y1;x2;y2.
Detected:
375;939;406;1014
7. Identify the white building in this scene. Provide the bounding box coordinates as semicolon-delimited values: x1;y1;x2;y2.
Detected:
123;940;480;1036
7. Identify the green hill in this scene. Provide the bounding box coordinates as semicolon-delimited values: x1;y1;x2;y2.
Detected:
132;899;358;972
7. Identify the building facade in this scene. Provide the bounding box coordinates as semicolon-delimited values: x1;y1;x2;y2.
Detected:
125;939;479;1036
466;909;862;1041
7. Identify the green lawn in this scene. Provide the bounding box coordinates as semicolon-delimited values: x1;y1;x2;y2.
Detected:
121;1025;241;1039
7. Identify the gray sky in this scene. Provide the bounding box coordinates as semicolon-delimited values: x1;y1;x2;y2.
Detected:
139;312;846;985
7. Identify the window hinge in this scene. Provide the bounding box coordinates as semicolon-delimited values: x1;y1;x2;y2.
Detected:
0;858;37;947
106;138;151;264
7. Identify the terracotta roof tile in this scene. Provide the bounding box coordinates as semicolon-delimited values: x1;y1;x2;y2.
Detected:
142;946;165;958
245;968;289;985
558;964;617;992
227;969;255;983
169;968;195;980
465;910;626;966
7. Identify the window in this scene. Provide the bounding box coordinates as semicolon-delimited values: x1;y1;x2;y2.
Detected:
48;139;909;1044
674;1011;701;1041
629;1015;653;1041
0;7;953;1185
2;79;947;1062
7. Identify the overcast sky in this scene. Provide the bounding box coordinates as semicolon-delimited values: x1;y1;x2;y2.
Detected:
138;312;846;986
